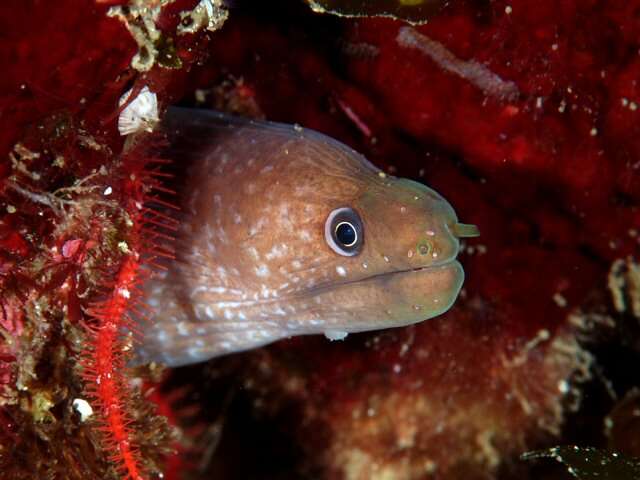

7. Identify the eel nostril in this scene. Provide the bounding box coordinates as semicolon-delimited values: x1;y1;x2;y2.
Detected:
417;241;431;256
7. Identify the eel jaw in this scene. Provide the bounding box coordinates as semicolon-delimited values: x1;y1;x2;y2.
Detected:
299;260;465;335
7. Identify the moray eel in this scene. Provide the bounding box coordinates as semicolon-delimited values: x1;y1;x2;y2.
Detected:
134;107;479;367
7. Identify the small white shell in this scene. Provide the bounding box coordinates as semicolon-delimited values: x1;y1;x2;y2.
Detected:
72;398;93;422
118;86;159;136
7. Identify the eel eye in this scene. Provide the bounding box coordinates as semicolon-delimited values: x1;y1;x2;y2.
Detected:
335;222;357;247
325;207;364;256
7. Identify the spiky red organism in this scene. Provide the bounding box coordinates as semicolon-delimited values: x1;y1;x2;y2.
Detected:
0;0;223;475
82;253;147;480
0;128;178;478
78;144;178;480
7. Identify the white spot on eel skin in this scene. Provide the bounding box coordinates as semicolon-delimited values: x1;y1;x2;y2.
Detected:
300;230;312;242
336;266;347;277
208;286;227;294
177;322;189;336
157;330;168;343
265;244;288;260
255;264;270;277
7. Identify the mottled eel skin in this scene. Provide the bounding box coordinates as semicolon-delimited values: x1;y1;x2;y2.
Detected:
134;107;479;367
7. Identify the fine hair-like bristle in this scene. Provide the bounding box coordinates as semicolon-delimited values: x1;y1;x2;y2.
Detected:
80;137;178;480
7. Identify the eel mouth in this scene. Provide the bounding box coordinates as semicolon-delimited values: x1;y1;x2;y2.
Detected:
305;256;463;294
408;258;460;274
353;257;463;286
303;259;465;333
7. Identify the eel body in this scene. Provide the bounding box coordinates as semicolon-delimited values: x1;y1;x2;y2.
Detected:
134;107;478;367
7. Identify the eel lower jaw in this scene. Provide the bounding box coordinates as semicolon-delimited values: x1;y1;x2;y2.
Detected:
362;259;465;327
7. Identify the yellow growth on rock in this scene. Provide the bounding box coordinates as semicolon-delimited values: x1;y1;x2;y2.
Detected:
608;257;640;319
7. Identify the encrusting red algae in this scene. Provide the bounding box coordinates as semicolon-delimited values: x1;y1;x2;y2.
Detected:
3;1;640;479
134;107;479;366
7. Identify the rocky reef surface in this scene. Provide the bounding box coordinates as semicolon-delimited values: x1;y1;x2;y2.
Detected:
0;1;639;479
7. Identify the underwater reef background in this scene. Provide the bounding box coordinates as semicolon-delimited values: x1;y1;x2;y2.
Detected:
1;0;639;479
